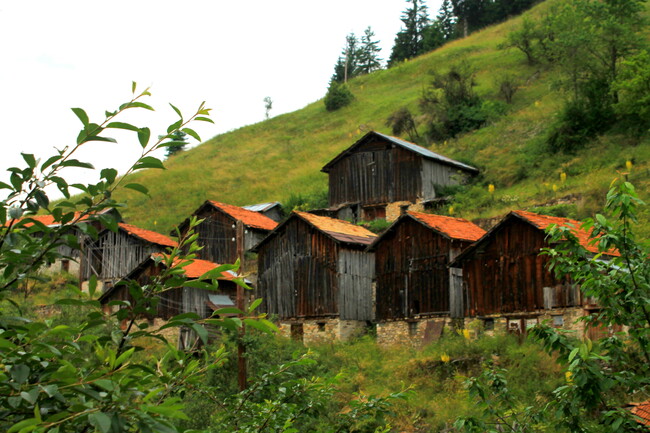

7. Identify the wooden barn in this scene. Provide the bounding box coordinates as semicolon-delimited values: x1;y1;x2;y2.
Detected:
254;211;376;343
243;201;284;223
321;131;479;222
81;222;177;290
450;210;619;336
5;208;122;278
367;211;485;345
176;200;278;268
99;254;243;349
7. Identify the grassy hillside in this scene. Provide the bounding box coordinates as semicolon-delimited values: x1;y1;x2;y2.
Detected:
115;0;650;238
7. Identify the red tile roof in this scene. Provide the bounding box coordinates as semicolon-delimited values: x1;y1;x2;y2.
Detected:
296;211;377;245
153;254;236;280
513;210;618;256
208;201;278;231
4;212;89;228
631;401;650;426
119;223;177;248
409;211;486;242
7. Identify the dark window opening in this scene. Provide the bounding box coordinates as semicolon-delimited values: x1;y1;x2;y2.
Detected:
483;318;495;331
317;322;326;332
290;324;304;342
408;321;418;336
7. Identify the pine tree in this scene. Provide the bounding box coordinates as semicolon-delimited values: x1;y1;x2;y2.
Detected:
437;0;457;41
389;0;430;66
163;129;188;158
331;33;361;83
357;27;383;75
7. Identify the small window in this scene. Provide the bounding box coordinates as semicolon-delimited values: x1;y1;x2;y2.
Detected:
526;318;539;329
290;324;304;342
552;315;564;327
408;321;418;336
483;318;495;331
400;205;409;216
317;322;326;332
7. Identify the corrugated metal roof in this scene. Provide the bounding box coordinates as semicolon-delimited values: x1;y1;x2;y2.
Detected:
373;132;479;173
208;201;278;231
513;210;619;256
408;211;486;242
296;211;377;245
119;223;178;248
322;130;478;173
243;202;281;213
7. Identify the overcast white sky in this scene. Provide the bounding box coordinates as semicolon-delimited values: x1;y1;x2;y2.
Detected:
0;1;441;190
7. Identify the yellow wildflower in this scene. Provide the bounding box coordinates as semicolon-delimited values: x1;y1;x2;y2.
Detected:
448;206;454;215
552;184;558;192
560;172;567;183
565;371;573;384
488;184;495;195
462;329;471;340
441;353;451;363
626;160;633;172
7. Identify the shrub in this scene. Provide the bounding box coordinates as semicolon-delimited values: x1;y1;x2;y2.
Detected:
324;81;354;111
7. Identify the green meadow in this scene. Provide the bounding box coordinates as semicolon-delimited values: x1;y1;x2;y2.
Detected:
114;0;650;238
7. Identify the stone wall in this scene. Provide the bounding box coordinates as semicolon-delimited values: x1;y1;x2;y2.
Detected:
464;307;589;338
277;318;367;345
376;317;452;347
385;200;426;222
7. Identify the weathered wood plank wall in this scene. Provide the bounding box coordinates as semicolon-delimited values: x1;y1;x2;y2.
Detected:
82;231;161;282
327;140;421;207
462;219;579;316
375;220;468;320
338;250;374;321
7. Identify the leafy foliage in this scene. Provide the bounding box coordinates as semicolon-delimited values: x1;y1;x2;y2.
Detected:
324;81;354;112
457;180;650;432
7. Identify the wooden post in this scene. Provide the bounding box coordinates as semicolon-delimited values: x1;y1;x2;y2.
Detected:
236;220;247;391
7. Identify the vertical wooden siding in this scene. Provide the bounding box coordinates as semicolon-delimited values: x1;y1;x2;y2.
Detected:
258;218;354;320
375;219;469;320
338;250;375;321
327;140;422;207
192;209;238;265
462;219;578;316
82;231;161;282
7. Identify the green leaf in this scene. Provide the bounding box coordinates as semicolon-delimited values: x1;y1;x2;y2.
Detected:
60;159;95;170
166;119;182;134
114;347;135;367
213;307;244;316
21;153;36;169
248;298;263;313
138;127;151;148
7;417;39;433
20;388;39;405
89;412;112;433
106;121;140;132
243;318;276;334
40;155;62;171
34;190;49;209
132;81;137;93
169;103;183;119
71;107;89;126
119;101;154;111
134;156;165;170
182;128;201;142
88;275;98;298
100;168;118;184
124;183;149;195
0;181;13;189
195;116;214;124
10;364;30;384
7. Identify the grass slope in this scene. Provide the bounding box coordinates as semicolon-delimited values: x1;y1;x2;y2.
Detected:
115;0;650;238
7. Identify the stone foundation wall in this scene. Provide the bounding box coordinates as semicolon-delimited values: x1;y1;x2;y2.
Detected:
376;317;452;347
385;200;426;222
464;307;590;338
277;318;367;345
